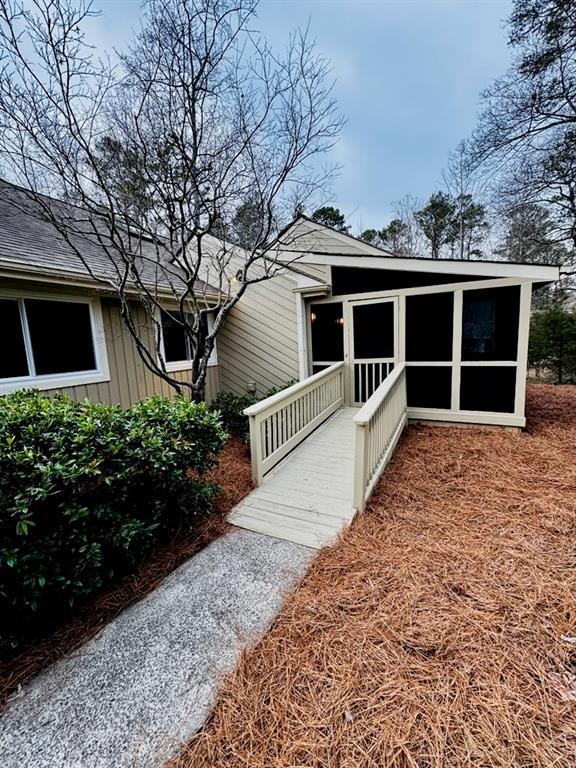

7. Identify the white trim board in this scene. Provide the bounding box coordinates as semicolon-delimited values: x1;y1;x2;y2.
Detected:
408;408;526;428
283;252;559;281
0;289;110;393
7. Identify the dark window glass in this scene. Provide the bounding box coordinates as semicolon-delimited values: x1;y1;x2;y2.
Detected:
406;293;453;361
310;303;344;362
332;266;489;295
0;299;29;378
460;367;516;413
352;301;394;359
312;364;329;375
462;286;520;361
406;366;452;409
162;311;191;362
25;299;96;375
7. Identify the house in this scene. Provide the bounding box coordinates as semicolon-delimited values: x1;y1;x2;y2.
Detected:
0;181;560;430
0;180;562;545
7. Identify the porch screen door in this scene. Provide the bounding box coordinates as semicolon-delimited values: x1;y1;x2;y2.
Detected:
350;297;398;404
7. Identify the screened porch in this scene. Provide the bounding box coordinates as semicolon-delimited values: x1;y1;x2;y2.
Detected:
305;277;532;427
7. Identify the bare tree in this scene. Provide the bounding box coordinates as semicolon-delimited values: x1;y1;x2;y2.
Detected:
443;140;490;259
0;0;343;401
391;194;422;256
468;0;576;272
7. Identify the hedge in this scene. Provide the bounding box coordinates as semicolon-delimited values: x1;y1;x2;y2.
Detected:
212;381;296;440
0;390;227;656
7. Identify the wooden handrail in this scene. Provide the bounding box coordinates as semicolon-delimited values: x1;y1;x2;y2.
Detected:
245;362;345;486
353;362;407;513
354;363;406;425
244;362;344;417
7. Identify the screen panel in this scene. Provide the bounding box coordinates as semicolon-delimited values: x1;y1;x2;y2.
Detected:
310;302;344;362
406;292;453;362
462;286;520;361
332;266;490;295
460;367;516;413
352;301;394;359
406;366;452;409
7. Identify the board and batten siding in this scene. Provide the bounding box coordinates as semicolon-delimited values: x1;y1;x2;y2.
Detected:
217;272;302;396
45;298;221;406
0;279;220;406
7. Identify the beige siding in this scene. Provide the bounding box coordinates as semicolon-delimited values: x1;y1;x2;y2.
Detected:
0;278;220;406
48;298;221;406
275;217;392;257
217;273;300;396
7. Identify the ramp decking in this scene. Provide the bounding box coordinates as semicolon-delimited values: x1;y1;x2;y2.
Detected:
229;408;358;549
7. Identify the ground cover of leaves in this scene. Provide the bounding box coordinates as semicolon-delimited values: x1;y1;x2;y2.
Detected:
173;385;576;767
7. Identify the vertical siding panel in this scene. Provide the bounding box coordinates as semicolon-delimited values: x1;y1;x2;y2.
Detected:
102;301;121;405
107;301;132;408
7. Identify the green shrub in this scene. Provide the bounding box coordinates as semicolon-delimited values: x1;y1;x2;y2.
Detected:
0;390;226;656
529;301;576;384
212;381;296;440
211;391;258;437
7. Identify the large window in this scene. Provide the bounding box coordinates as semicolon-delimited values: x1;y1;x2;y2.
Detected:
160;310;217;369
0;296;105;389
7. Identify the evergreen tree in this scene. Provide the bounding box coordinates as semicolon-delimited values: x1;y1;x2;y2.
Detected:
415;192;457;259
529;299;576;383
311;206;349;232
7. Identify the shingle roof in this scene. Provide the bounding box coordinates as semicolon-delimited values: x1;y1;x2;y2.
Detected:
0;180;221;297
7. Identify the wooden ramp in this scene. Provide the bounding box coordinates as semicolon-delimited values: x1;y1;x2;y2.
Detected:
229;408;357;549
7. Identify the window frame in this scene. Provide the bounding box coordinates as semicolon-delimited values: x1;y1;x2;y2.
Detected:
158;308;218;372
0;289;110;393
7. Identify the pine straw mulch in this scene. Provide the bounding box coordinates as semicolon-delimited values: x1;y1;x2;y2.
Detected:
0;436;253;711
172;384;576;768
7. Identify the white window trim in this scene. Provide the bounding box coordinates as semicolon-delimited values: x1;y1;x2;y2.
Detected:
157;308;218;373
0;289;110;393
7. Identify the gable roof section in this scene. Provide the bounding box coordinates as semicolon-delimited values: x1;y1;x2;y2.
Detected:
0;181;221;297
273;215;561;283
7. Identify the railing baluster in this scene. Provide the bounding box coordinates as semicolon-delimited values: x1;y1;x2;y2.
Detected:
244;362;345;486
353;363;407;512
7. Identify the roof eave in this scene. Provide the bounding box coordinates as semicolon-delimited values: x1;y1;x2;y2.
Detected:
0;260;222;302
275;250;561;282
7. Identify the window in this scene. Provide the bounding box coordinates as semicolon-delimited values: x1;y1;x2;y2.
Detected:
0;295;107;391
0;299;29;379
462;286;520;361
160;309;217;369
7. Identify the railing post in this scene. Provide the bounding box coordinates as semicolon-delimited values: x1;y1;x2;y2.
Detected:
353;422;367;513
248;414;263;487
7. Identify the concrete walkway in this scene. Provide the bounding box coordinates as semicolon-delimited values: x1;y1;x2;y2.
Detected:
0;529;313;768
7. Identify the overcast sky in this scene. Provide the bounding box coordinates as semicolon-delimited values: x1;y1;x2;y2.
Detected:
93;0;513;231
